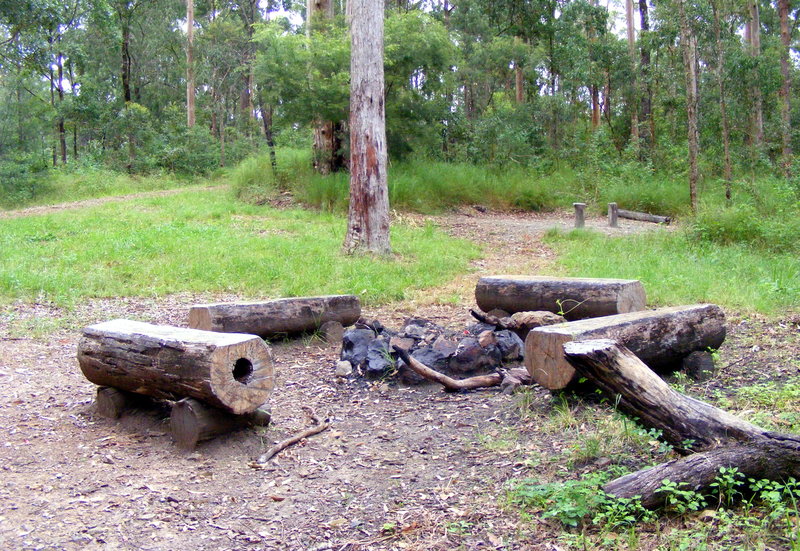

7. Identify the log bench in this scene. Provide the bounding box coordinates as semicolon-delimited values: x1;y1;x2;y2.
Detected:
188;295;361;339
524;304;726;390
475;276;646;320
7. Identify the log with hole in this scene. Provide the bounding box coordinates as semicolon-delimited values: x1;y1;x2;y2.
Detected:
524;304;726;390
78;319;274;415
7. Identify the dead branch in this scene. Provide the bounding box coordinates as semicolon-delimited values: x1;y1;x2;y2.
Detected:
256;406;330;463
393;345;501;392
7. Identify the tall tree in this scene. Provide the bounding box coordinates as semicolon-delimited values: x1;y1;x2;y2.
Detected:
187;0;196;127
746;0;764;147
678;0;698;213
626;0;639;142
343;0;391;255
639;0;652;150
711;0;732;200
778;0;792;177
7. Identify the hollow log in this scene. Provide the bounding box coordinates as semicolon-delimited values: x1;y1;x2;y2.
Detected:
617;209;671;224
78;319;274;415
188;295;361;339
170;398;271;451
525;304;726;390
393;345;502;392
563;339;800;508
475;276;646;320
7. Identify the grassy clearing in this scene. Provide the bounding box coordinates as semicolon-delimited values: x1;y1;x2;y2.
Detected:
0;166;203;210
0;188;479;307
543;229;800;314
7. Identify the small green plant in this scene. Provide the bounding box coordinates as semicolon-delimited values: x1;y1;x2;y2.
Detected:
445;520;473;535
710;467;745;508
593;494;656;529
656;479;708;514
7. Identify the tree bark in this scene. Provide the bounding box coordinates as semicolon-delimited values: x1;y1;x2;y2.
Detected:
78;319;275;415
638;0;652;151
188;295;362;338
563;340;800;508
617;209;671;224
186;0;195;128
476;276;646;320
343;0;391;255
525;304;726;390
778;0;792;178
625;0;639;143
711;0;732;201
746;1;764;148
678;0;698;213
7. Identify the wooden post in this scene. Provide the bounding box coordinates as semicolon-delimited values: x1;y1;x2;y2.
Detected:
170;398;271;451
608;202;618;227
573;202;586;228
95;386;147;419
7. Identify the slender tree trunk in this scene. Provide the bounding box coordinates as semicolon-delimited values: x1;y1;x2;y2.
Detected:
625;0;639;143
308;0;341;174
56;53;67;164
589;0;600;131
49;64;57;167
711;0;732;201
678;0;699;213
121;23;132;103
343;0;391;256
638;0;652;151
778;0;792;177
186;0;196;128
746;1;764;147
258;95;277;171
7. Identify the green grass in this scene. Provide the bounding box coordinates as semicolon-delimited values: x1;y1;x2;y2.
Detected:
0;188;479;307
0;166;201;210
544;229;800;314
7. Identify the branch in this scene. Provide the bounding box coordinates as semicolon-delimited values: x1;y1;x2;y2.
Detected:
256;406;330;463
393;345;501;392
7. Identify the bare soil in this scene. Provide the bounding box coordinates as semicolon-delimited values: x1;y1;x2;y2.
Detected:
1;204;797;551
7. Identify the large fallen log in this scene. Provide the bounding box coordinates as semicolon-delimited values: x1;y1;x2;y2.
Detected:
475;276;646;320
78;319;274;415
525;304;726;390
188;295;361;339
563;340;800;508
617;209;672;225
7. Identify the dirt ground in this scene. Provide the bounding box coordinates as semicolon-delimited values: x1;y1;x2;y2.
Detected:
1;204;797;550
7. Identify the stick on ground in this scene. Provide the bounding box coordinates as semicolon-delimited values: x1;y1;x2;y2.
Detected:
257;406;330;463
393;345;502;392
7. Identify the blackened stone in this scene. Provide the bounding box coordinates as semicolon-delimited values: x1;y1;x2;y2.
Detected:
432;336;458;357
341;328;376;368
402;324;427;339
466;322;496;335
365;336;394;377
451;337;501;374
356;318;385;334
495;330;524;361
390;336;416;352
478;330;497;348
412;346;450;372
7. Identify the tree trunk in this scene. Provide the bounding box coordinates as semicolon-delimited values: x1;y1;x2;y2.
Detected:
78;319;274;415
525;304;726;390
678;0;698;213
563;340;800;508
188;295;362;338
625;0;639;143
638;0;652;151
186;0;196;128
258;95;277;170
778;0;792;178
343;0;391;255
746;1;764;147
617;209;671;224
475;276;646;320
711;0;732;201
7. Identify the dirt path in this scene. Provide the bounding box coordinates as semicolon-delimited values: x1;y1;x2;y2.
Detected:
2;198;782;551
0;185;224;220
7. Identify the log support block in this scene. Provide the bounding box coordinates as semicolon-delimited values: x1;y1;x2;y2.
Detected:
188;295;361;339
573;202;586;228
170;398;271;451
95;386;152;419
476;275;646;320
525;304;726;390
78;319;274;414
608;202;619;228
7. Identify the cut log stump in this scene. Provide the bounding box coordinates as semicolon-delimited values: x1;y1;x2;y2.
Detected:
188;295;361;339
476;276;646;320
78;319;274;415
563;339;800;508
525;304;726;390
95;386;152;419
170;398;271;451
